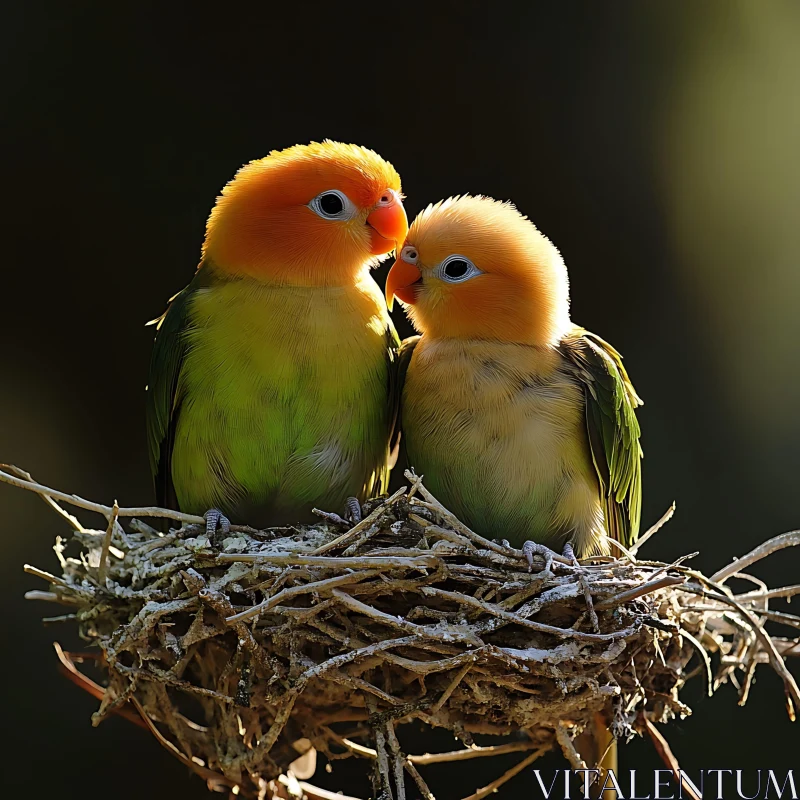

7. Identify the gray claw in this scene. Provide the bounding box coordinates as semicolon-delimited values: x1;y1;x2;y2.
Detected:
345;497;362;524
522;540;557;573
204;508;231;538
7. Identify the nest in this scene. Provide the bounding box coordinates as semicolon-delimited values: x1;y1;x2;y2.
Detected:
4;463;799;800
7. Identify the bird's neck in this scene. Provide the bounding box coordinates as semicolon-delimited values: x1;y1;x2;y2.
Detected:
204;257;376;290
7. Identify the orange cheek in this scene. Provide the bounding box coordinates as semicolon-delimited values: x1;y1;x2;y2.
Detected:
415;280;484;334
412;276;528;340
210;208;371;285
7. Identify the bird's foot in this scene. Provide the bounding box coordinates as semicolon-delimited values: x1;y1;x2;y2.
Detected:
521;540;559;573
312;497;363;528
493;538;511;548
344;496;363;524
563;540;600;633
204;508;231;538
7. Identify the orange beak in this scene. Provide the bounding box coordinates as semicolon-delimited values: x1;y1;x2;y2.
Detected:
385;257;422;311
366;196;408;256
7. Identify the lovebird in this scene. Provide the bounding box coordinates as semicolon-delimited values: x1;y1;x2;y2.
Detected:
146;141;408;530
385;196;643;786
386;195;642;559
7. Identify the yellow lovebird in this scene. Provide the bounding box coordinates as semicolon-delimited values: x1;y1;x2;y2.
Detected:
385;195;643;783
146;141;408;531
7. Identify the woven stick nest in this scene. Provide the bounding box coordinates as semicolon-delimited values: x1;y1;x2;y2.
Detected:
4;463;799;800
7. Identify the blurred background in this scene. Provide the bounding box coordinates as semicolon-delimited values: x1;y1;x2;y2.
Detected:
2;1;799;796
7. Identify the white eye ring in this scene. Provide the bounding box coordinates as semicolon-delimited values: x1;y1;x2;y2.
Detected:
376;188;399;207
436;254;481;283
400;245;419;265
308;190;357;221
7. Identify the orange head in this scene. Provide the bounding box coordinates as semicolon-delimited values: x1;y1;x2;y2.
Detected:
202;141;407;286
385;196;571;346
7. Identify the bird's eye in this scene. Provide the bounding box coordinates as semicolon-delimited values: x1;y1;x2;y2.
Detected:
309;190;356;221
320;193;344;214
443;259;469;279
401;245;419;265
438;255;481;283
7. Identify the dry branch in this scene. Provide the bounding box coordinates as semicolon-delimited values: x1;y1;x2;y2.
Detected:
6;465;798;799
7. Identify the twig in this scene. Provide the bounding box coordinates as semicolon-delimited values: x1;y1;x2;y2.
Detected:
645;553;699;584
459;748;547;800
564;542;599;632
737;584;800;602
422;586;637;642
367;697;394;800
594;576;684;610
12;467;799;798
775;639;800;657
216;553;439;570
129;696;246;795
342;529;384;557
431;663;472;714
24;564;94;597
269;779;364;800
332;590;435;640
603;537;638;562
629;502;676;555
114;663;236;703
755;608;800;631
409;740;539;765
406;471;425;501
311;486;407;555
405;470;571;565
711;530;800;584
555;723;586;770
739;655;759;706
640;716;701;800
682;584;800;718
678;627;713;698
25;590;76;604
311;509;350;526
328;672;404;706
0;464;86;531
0;466;204;524
385;721;406;800
53;644;147;730
239;695;299;769
97;501;119;586
227;571;380;623
401;759;436;800
320;727;377;759
296;783;363;800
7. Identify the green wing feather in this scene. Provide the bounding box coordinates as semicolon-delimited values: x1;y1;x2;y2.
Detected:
145;267;212;509
562;327;643;548
387;332;420;471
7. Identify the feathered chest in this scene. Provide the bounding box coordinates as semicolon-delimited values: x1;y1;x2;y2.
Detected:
403;338;588;472
180;277;391;406
168;274;393;518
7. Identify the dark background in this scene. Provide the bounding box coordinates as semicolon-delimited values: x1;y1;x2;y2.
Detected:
3;2;799;797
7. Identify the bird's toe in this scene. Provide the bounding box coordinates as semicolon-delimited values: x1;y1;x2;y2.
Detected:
344;496;363;524
204;508;231;538
522;540;558;573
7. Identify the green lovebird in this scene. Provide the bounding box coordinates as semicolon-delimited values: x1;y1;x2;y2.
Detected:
145;141;408;530
385;195;643;783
